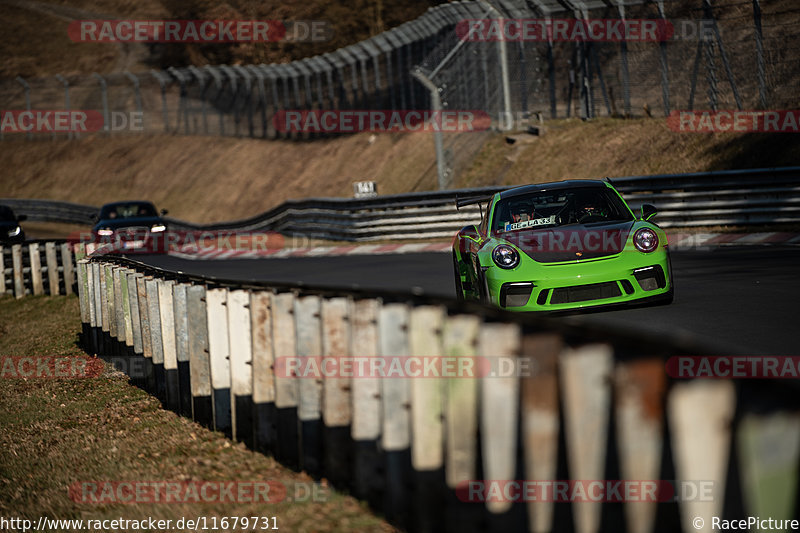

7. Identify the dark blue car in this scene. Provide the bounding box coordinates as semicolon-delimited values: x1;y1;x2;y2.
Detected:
92;201;169;251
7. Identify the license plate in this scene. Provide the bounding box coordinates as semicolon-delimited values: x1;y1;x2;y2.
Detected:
124;240;145;249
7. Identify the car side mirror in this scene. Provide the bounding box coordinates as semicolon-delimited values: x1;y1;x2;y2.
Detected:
641;204;657;221
17;214;27;222
160;209;169;216
90;213;98;221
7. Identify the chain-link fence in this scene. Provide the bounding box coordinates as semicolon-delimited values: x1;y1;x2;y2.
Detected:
1;0;797;188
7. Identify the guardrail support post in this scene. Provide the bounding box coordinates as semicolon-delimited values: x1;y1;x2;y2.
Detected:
187;284;212;427
408;305;446;532
159;279;180;412
295;294;323;475
350;298;383;509
137;276;155;393
273;292;299;469
0;246;6;296
228;289;254;446
146;278;166;403
207;287;232;436
173;283;192;418
251;291;277;454
61;243;74;295
127;271;146;388
29;244;43;296
321;297;352;486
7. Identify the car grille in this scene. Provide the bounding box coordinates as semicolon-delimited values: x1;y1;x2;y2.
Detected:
549;281;622;304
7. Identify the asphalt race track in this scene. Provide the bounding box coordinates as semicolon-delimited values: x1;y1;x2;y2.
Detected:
135;246;800;356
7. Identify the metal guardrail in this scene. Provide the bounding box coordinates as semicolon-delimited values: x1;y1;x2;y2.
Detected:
0;240;76;298
77;250;800;533
5;167;800;242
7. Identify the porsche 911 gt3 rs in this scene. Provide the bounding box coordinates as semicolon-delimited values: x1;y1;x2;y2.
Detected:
452;179;673;311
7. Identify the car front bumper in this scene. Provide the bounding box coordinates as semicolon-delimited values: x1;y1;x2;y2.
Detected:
485;250;672;311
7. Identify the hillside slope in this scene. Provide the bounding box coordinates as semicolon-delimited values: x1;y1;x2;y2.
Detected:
3;118;799;226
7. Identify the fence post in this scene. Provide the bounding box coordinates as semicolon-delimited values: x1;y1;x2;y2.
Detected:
12;245;23;298
295;294;323;475
478;323;521;517
137;276;155;392
158;279;179;412
92;263;103;352
45;242;59;295
321;297;352;486
667;380;736;532
251;291;277;453
442;314;481;529
187;284;212;426
379;302;413;527
559;344;614;533
127;271;146;387
0;246;5;295
173;283;192;418
92;73;110;136
146;278;166;403
408;305;446;533
614;358;666;533
350;298;383;508
113;267;126;357
76;259;90;348
103;264;116;355
29;244;43;296
207;287;232;436
272;291;299;468
520;333;562;533
228;289;254;446
61;243;74;295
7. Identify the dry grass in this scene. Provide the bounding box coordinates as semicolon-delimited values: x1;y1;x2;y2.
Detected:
0;295;395;532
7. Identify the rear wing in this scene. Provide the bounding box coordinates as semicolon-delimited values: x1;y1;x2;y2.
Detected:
455;193;494;210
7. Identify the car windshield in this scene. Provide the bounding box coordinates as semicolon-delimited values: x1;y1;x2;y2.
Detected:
0;205;16;221
99;202;157;220
491;186;633;234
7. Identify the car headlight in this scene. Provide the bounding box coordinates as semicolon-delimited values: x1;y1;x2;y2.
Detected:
150;224;166;233
492;244;520;269
633;228;658;253
97;229;114;236
8;226;21;237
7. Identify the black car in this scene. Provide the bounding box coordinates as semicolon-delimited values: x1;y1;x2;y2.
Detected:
0;205;27;244
92;201;169;251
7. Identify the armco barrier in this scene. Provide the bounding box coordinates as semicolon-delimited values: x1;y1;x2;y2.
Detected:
0;241;76;298
77;252;800;533
5;166;800;242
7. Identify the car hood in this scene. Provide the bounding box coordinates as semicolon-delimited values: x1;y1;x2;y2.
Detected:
93;217;165;231
498;220;635;263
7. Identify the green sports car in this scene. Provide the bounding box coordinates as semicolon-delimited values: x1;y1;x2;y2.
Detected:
452;179;673;311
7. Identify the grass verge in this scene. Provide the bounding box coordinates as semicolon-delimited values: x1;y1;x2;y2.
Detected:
0;295;395;532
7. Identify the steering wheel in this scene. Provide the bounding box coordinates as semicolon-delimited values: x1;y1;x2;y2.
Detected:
577;212;606;224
